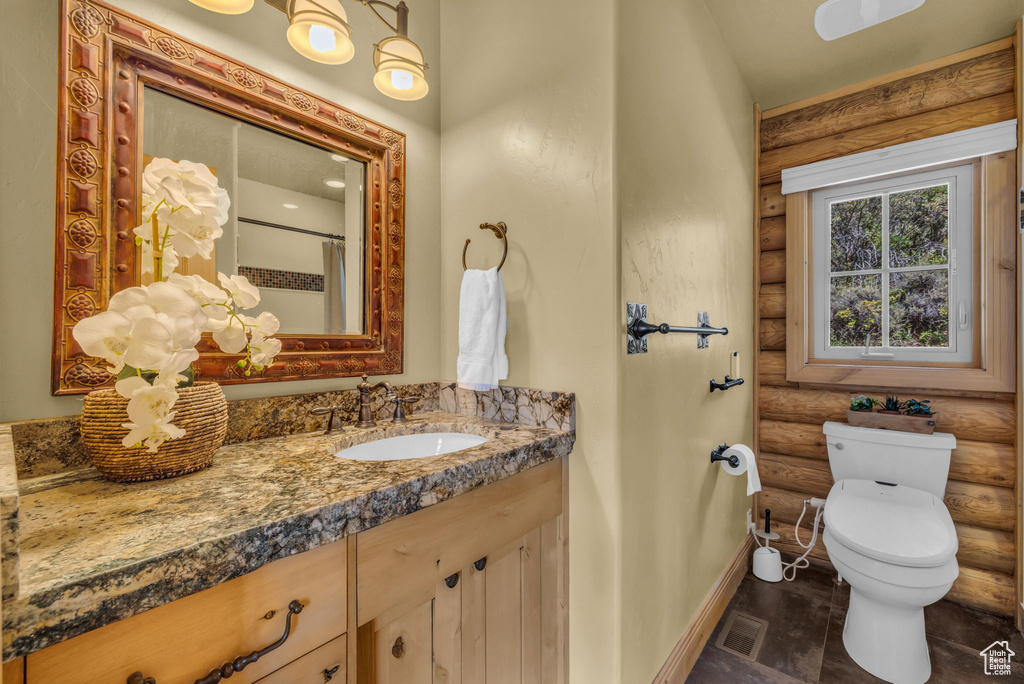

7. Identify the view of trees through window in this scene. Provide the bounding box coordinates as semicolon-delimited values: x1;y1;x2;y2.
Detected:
829;184;950;348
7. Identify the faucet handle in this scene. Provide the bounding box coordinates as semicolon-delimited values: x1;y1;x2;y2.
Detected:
391;396;421;423
311;406;343;434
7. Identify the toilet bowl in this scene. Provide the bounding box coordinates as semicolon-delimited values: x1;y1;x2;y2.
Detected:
822;422;959;684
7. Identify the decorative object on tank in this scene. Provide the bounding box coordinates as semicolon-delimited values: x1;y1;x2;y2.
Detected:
73;159;281;481
849;395;878;412
846;393;937;434
904;398;935;417
878;395;905;415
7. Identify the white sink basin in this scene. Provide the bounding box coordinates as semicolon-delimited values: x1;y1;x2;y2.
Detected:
335;432;489;461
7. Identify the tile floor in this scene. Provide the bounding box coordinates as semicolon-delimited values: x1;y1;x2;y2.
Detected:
688;561;1024;683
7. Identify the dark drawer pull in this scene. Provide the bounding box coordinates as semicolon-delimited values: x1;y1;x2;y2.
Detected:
127;674;155;684
392;636;405;658
323;664;341;681
193;600;304;684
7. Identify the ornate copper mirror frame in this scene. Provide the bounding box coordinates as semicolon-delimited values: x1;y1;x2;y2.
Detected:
53;0;406;395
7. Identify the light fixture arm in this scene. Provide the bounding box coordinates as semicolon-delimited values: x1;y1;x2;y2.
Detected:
265;0;409;36
360;0;409;36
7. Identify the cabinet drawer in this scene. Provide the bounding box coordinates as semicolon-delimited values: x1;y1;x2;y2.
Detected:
357;458;561;624
255;634;347;684
27;540;347;684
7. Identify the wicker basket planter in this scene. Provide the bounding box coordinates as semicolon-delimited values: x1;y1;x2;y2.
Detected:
81;381;228;482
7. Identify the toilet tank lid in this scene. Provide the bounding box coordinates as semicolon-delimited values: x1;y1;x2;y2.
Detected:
823;421;956;449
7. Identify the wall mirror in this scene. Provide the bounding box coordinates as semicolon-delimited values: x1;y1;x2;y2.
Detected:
53;0;406;394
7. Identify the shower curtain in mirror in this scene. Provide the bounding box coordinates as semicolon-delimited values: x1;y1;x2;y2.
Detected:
322;241;346;334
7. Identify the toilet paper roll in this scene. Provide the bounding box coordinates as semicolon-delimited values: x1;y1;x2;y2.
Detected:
720;444;761;496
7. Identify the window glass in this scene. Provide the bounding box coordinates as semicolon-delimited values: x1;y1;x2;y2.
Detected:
812;163;973;363
830;195;881;272
829;274;881;347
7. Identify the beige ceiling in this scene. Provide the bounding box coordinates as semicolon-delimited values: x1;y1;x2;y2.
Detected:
703;0;1024;110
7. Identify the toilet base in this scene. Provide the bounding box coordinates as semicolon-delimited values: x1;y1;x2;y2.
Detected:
842;587;930;684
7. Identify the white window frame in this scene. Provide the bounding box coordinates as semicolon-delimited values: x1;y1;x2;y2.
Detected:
811;164;974;363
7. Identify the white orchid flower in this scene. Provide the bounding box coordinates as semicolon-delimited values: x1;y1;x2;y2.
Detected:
248;334;282;368
116;376;184;452
241;312;281;338
142;159;228;227
121;413;186;453
72;311;134;373
168;219;223;260
167;273;231;321
120;316;175;370
207;316;249;354
218;273;260;309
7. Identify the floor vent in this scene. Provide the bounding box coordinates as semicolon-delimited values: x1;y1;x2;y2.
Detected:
714;611;767;661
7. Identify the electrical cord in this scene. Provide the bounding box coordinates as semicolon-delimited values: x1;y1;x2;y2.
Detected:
781;499;826;582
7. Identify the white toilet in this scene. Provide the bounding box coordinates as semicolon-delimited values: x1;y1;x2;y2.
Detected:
821;421;959;684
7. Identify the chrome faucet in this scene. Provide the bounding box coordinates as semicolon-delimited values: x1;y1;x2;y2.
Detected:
357;374;395;428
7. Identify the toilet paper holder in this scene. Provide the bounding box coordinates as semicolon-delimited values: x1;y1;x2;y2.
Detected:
710;443;740;468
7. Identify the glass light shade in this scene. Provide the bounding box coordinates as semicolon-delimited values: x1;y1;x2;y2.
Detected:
814;0;926;41
188;0;254;14
373;36;428;101
286;0;355;64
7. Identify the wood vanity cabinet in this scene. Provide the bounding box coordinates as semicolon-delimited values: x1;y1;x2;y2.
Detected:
16;458;566;684
355;458;566;684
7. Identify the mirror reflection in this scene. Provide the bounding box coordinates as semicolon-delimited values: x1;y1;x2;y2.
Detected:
141;88;366;335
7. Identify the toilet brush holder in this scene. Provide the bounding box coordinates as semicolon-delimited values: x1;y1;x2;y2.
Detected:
753;539;783;582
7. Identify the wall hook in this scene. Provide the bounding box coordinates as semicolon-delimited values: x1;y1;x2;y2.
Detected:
710;375;745;392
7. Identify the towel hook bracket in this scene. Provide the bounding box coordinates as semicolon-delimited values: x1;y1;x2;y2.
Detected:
463;222;508;271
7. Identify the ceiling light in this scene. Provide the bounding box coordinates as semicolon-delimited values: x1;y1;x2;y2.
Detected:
324;178;346;188
188;0;254;13
285;0;355;65
373;36;428;101
330;154;348;163
283;203;299;209
814;0;926;41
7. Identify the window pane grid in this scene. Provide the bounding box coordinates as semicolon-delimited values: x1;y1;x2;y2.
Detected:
827;182;952;350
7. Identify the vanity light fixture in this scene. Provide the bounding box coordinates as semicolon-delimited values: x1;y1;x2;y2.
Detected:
324;178;346;188
282;203;299;209
285;0;355;64
330;153;347;162
189;0;429;100
814;0;926;41
188;0;255;14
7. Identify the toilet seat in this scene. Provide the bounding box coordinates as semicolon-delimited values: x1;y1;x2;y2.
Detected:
824;479;958;568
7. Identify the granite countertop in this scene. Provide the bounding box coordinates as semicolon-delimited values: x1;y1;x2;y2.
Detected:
1;384;575;661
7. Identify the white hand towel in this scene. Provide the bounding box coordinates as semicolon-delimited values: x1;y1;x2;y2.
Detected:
458;267;509;391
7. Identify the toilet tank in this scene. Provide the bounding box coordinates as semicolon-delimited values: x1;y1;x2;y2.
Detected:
822;421;956;498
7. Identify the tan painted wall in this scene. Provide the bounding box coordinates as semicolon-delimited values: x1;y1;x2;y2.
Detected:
440;0;754;679
616;0;754;679
0;0;442;422
438;0;622;680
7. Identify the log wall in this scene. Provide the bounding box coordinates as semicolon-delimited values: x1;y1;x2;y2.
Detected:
754;39;1018;616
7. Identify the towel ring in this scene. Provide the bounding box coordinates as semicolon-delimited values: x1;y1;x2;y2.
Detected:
462;222;508;271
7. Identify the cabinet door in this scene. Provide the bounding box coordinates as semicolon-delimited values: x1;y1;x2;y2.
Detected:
367;599;433;684
434;515;565;684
